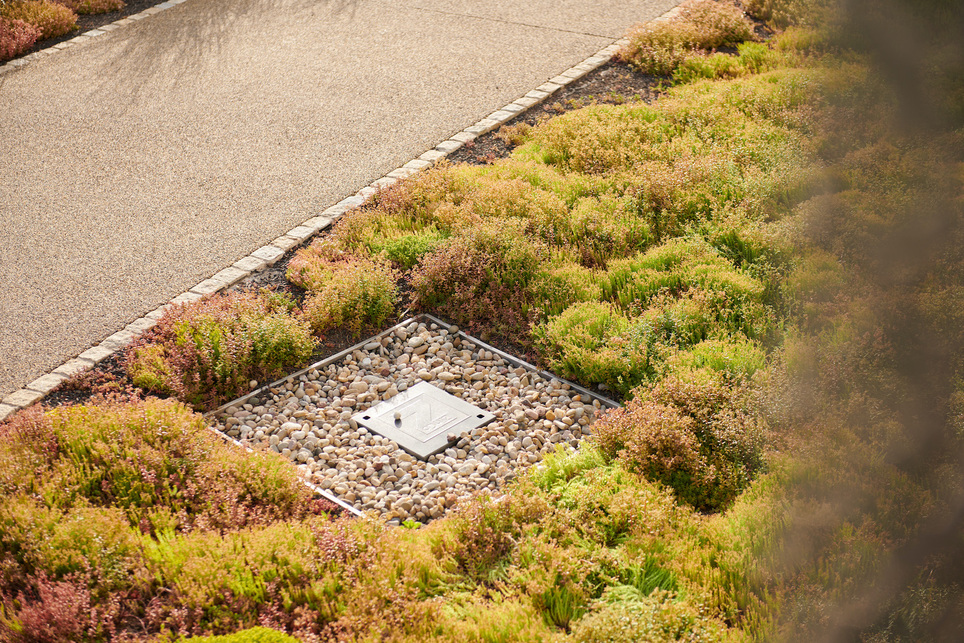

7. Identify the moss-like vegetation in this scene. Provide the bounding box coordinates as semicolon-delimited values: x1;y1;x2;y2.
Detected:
177;628;300;643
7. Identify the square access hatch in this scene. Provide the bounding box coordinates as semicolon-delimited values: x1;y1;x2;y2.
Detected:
352;381;495;459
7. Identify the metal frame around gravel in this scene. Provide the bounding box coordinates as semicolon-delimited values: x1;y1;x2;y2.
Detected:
204;313;620;518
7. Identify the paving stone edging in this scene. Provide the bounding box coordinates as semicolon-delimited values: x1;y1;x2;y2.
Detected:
0;2;686;422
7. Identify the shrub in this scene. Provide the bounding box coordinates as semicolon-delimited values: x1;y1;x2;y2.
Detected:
567;195;652;267
0;573;99;642
620;19;704;76
126;291;315;410
782;248;848;330
445;499;517;583
530;445;607;492
472;157;605;209
411;221;544;340
535;302;630;355
744;0;834;29
0;399;342;638
675;42;783;84
0;499;144;592
633;156;745;241
0;397;343;637
531;258;604;318
620;0;754;75
142;521;322;630
706;214;792;274
371;227;448;270
0;398;321;533
528;448;660;547
593;394;710;503
668;337;767;381
361;163;464;225
593;375;768;511
463;175;571;245
428;598;554;643
54;0;124;14
495;121;534;147
329;201;454;268
658;69;814;161
737;41;782;74
519;102;662;175
600;255;686;309
636;291;721;346
0;406;55;499
0;0;76;39
678;0;755;49
299;259;398;336
674;51;746;84
521;72;809;206
571;589;728;642
536;244;772;392
289;244;399;336
599;239;765;313
772;26;833;56
0;16;39;61
533;302;662;395
523;543;592;630
40;399;311;531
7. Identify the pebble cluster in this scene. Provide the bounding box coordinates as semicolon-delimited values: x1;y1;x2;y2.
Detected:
212;320;607;524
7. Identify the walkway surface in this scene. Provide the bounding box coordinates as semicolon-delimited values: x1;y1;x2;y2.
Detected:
0;0;678;399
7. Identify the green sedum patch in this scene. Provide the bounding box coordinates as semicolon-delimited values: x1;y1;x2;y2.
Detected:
126;291;315;411
288;242;400;337
619;0;756;76
177;628;301;642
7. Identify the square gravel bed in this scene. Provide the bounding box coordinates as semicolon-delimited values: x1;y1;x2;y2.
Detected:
208;315;618;525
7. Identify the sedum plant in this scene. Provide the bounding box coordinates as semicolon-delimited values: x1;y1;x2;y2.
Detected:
54;0;124;14
288;241;399;336
0;16;40;61
0;0;76;39
533;301;665;395
592;373;768;512
126;290;315;410
619;0;755;75
410;220;545;341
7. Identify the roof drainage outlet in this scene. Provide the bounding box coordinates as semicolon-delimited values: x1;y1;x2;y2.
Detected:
352;381;495;459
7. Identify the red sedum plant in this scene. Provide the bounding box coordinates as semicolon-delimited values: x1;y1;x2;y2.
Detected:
410;221;545;344
0;16;40;61
593;373;768;512
0;0;76;40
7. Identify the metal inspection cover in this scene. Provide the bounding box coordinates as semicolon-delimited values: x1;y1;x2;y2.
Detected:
352;381;495;459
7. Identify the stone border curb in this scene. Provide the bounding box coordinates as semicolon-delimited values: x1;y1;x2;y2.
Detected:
0;0;190;76
0;3;683;422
